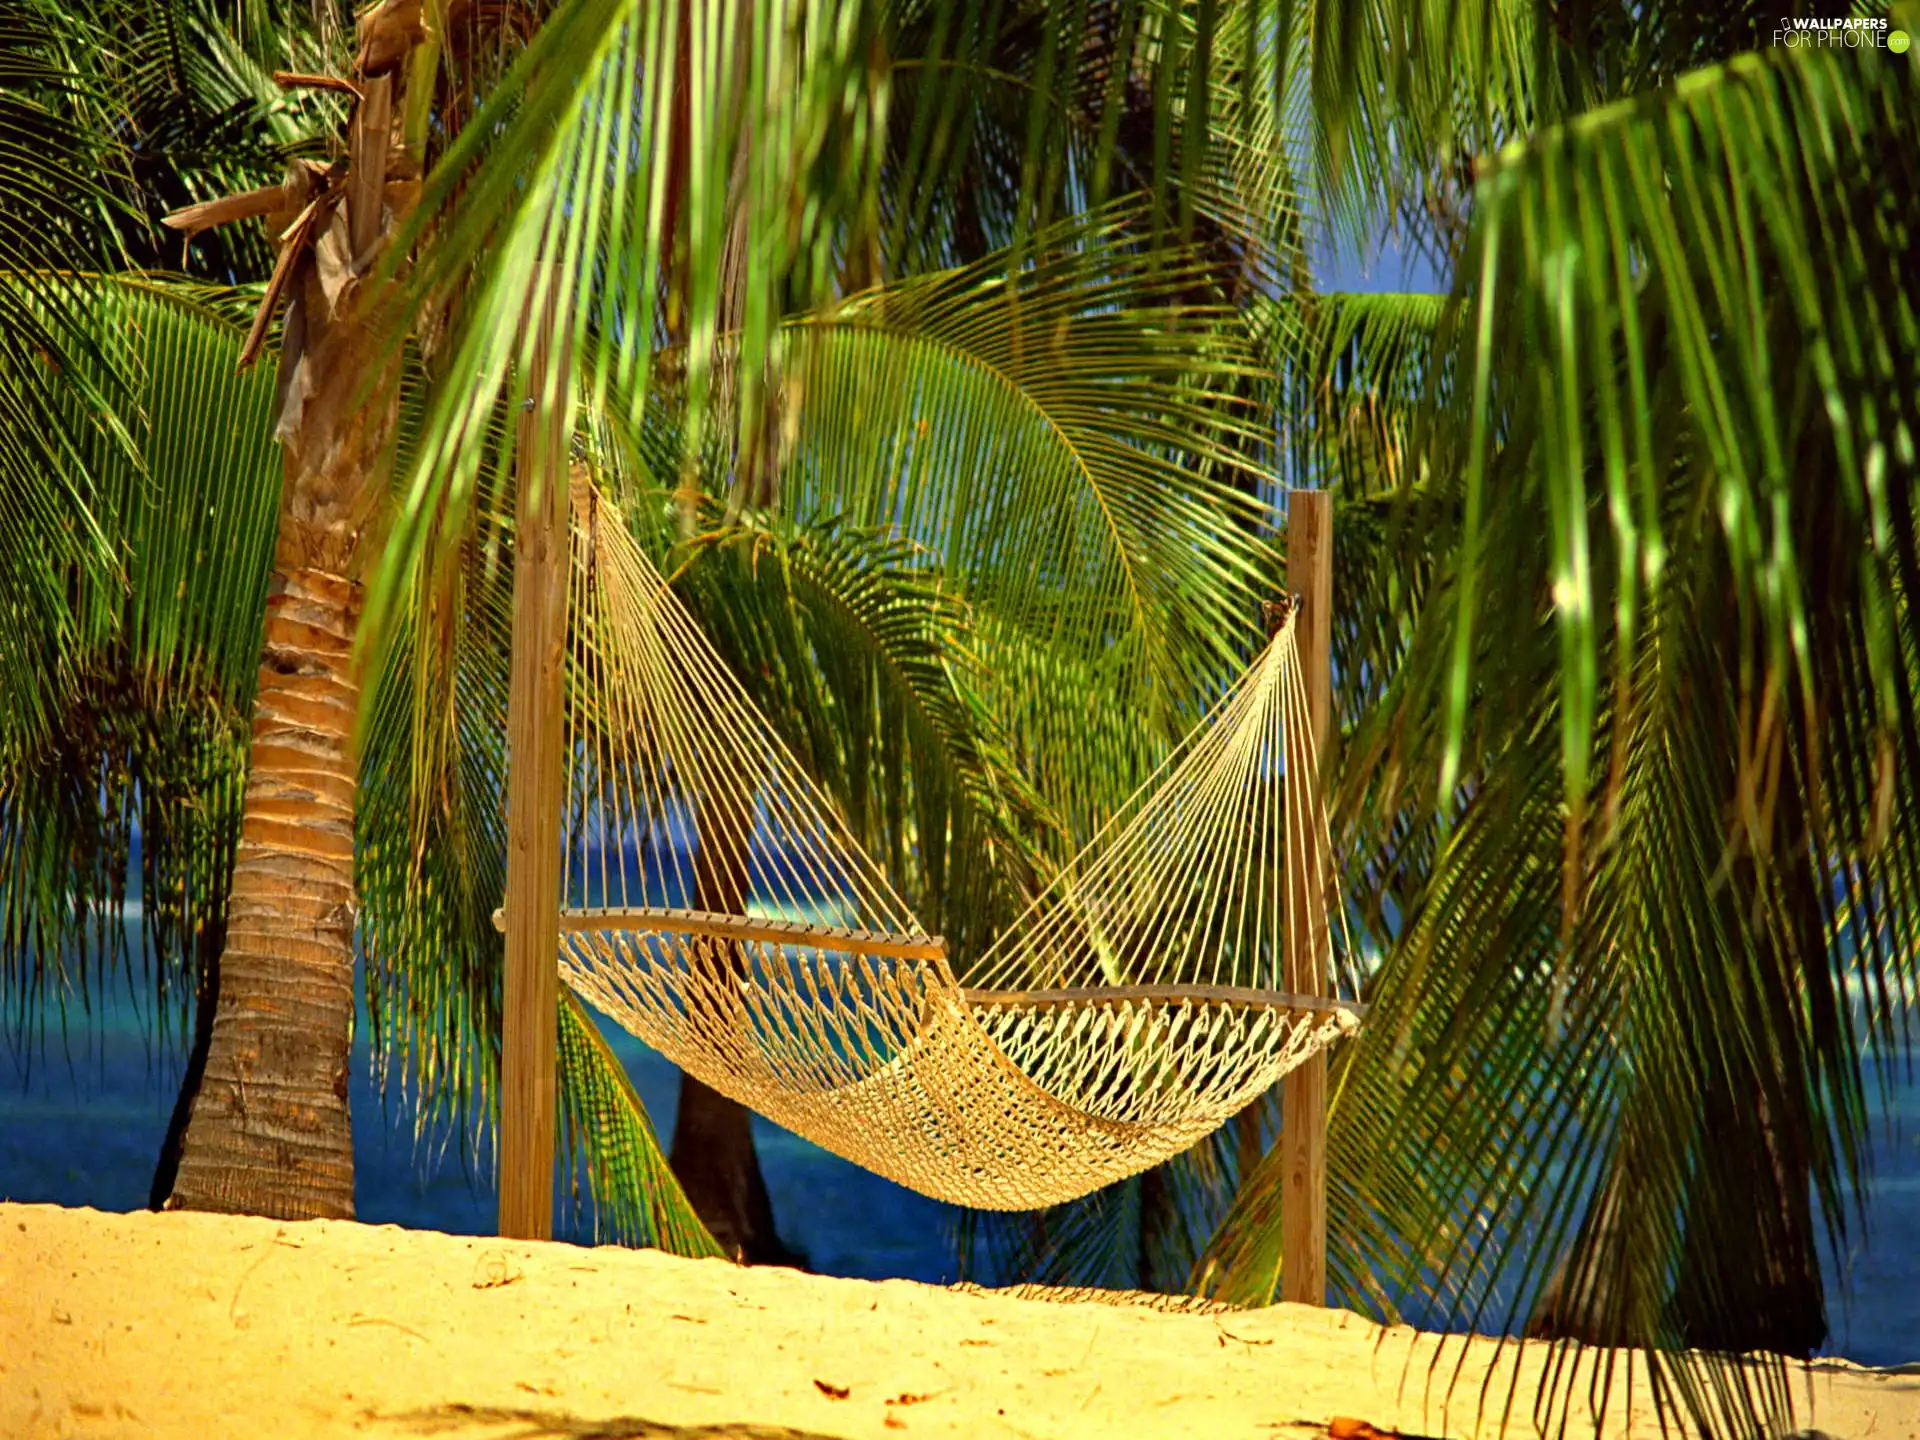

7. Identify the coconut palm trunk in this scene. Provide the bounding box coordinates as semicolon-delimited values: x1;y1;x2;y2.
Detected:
671;783;797;1264
162;566;368;1216
160;3;424;1218
655;0;794;1263
671;1081;792;1262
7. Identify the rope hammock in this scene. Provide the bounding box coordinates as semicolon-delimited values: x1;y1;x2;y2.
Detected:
500;484;1362;1211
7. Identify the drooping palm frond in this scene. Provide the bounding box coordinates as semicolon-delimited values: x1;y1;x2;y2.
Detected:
355;508;715;1257
1265;290;1450;494
769;212;1282;838
557;986;723;1254
1286;0;1840;274
366;0;1303;669
1386;38;1920;893
577;207;1284;851
353;440;718;1255
0;5;141;703
0;275;280;1057
873;0;1312;288
1198;34;1920;1438
661;517;1057;966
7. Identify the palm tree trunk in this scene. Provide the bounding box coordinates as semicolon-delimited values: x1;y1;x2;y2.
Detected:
1670;1077;1826;1356
162;281;400;1218
162;566;365;1217
670;1074;794;1264
161;6;422;1215
670;786;799;1265
1528;1080;1826;1356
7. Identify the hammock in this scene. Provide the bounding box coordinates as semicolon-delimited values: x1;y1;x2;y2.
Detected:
501;484;1362;1211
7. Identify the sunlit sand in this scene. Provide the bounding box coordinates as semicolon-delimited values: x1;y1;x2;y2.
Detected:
5;1203;1915;1439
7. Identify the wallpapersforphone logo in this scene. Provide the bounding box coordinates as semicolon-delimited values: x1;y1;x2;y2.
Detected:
1772;15;1910;50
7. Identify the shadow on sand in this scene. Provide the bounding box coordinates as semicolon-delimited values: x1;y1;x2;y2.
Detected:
381;1404;844;1439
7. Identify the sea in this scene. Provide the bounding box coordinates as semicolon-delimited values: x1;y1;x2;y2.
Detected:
3;955;1915;1367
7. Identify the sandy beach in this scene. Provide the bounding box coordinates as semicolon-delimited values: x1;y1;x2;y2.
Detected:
3;1202;1915;1440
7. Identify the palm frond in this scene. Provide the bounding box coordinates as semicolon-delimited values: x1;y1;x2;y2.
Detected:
1199;35;1920;1439
74;0;344;280
365;1;1303;671
0;5;142;675
772;209;1282;836
1293;0;1806;265
1267;289;1451;494
355;446;717;1255
558;986;725;1253
875;0;1311;287
658;516;1056;964
0;274;279;1058
578;206;1285;847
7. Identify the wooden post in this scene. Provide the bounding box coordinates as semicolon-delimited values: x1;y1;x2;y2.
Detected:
500;268;571;1241
1281;488;1333;1306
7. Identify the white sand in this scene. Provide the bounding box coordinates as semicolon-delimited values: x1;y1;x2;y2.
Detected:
3;1202;1914;1439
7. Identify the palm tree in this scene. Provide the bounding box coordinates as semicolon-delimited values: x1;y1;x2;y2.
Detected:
0;262;729;1248
0;0;715;1243
1247;3;1917;1367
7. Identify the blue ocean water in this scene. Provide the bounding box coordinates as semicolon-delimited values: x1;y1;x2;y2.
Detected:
2;969;1914;1366
0;965;962;1280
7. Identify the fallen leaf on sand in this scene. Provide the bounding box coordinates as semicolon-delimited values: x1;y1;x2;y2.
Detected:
1329;1416;1442;1440
813;1379;850;1400
1217;1327;1273;1347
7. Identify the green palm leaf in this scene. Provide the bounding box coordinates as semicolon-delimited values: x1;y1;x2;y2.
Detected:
0;274;278;1042
580;207;1287;848
365;2;1303;672
1200;33;1920;1438
663;516;1057;964
770;210;1282;836
0;271;712;1254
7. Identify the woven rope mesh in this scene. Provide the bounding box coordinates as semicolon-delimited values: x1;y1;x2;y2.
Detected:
545;483;1360;1210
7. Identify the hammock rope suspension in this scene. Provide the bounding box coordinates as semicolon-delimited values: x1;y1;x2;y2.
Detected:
511;484;1361;1210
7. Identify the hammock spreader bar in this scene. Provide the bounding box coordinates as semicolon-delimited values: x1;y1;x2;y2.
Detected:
965;983;1363;1017
493;906;1364;1016
493;905;947;961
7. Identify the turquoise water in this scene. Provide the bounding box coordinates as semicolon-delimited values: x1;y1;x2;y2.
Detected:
0;973;958;1283
1825;1058;1920;1363
2;975;1914;1365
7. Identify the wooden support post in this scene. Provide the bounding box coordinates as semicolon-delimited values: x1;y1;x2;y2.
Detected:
500;268;571;1241
1281;488;1333;1306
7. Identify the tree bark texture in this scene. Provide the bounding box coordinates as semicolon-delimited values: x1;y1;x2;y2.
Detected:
163;0;424;1218
163;566;364;1217
670;1073;797;1266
